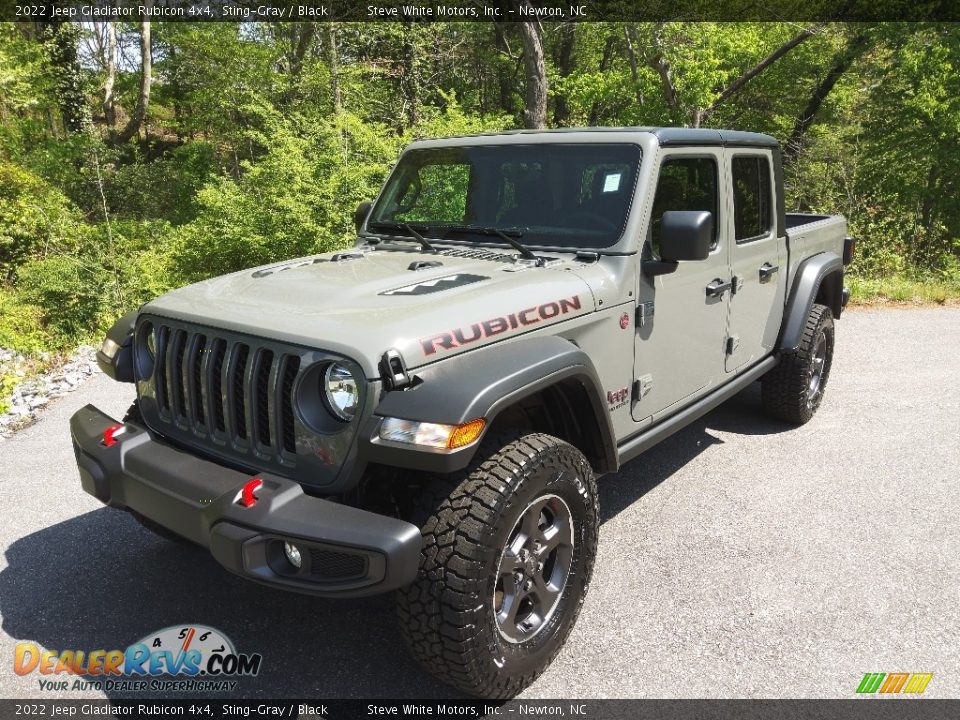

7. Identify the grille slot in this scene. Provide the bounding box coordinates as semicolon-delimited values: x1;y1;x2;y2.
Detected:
154;326;171;414
188;334;207;427
279;356;300;454
230;344;250;441
208;339;227;433
169;329;188;421
139;320;307;465
254;349;275;448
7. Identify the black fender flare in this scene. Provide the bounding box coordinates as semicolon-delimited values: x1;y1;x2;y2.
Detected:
365;335;618;474
96;310;138;383
778;252;843;352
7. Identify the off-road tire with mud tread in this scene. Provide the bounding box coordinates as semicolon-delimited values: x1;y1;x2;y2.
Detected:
762;303;834;425
397;433;599;698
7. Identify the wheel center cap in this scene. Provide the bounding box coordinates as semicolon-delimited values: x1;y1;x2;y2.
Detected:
519;548;537;577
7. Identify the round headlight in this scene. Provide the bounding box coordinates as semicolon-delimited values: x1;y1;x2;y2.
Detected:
324;362;358;422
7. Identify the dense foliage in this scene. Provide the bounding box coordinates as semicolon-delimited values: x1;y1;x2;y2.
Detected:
0;21;957;354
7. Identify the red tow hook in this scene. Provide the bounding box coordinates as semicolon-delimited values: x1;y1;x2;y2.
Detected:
102;423;125;448
239;478;263;508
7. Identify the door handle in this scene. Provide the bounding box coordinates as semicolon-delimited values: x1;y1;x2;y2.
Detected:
759;263;779;282
705;279;732;297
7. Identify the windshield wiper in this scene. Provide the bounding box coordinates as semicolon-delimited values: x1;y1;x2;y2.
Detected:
438;224;542;265
367;221;437;254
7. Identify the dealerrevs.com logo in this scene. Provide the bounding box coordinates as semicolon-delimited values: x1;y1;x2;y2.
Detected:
14;625;262;693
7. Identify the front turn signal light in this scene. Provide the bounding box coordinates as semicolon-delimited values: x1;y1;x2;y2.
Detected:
447;418;486;449
379;417;486;451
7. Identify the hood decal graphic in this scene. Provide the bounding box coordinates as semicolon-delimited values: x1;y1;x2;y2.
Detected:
381;273;488;296
420;295;582;356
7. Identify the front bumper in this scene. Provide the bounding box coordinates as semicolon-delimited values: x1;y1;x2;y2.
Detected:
70;404;422;597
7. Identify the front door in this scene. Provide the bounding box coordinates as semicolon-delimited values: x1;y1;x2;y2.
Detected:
724;150;787;372
632;148;732;423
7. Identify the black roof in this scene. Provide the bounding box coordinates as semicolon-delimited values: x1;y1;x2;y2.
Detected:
419;126;780;149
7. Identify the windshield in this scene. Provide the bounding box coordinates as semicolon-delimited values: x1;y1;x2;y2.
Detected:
368;143;642;250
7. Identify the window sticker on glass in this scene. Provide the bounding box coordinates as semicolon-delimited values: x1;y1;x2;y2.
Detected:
603;173;622;193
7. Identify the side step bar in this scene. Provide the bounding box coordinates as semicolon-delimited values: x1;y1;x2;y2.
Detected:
617;355;778;466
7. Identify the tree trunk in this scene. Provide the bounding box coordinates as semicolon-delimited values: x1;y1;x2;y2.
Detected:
783;32;871;165
588;32;617;125
623;24;644;108
516;11;547;129
102;22;116;129
289;24;315;79
38;21;87;132
552;23;577;126
328;24;342;113
112;8;152;145
401;23;420;128
493;24;516;116
648;24;681;121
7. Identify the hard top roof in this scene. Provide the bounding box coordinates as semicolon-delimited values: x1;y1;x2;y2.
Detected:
410;126;779;149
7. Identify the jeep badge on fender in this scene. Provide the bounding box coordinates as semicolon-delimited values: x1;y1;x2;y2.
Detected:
74;128;851;699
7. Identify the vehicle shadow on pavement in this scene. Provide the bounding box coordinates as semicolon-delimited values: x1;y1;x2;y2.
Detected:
0;508;460;699
600;383;789;523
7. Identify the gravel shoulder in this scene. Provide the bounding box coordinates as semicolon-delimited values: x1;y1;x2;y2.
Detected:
0;346;99;438
0;307;957;700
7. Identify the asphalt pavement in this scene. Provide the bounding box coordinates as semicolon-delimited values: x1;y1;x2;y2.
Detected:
0;307;957;700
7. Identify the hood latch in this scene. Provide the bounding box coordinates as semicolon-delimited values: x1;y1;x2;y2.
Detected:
380;348;412;390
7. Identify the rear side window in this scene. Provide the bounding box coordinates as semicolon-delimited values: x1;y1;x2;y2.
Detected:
732;156;773;241
650;157;719;254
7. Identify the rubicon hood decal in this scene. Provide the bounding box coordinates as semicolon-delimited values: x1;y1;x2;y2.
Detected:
420;295;582;356
381;273;488;296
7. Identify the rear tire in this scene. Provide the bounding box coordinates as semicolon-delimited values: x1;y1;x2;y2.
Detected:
762;303;835;424
397;433;599;698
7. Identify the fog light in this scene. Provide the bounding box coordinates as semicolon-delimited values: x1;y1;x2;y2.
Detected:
284;542;302;569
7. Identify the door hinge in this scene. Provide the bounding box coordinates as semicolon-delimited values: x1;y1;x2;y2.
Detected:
732;275;744;294
633;374;653;401
726;336;740;355
636;301;655;327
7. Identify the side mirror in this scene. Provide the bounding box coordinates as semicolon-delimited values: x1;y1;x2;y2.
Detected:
354;201;372;232
659;210;713;262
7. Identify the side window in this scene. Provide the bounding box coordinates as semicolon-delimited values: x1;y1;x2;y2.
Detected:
732;156;773;242
649;157;719;255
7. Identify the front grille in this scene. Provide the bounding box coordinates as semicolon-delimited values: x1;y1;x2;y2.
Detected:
147;320;301;460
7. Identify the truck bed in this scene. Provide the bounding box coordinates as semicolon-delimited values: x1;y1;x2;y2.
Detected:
784;212;847;291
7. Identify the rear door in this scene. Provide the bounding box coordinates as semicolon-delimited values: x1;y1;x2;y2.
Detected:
632;148;731;423
724;150;787;372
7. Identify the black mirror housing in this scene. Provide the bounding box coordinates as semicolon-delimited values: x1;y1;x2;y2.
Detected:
354;201;373;232
659;210;713;262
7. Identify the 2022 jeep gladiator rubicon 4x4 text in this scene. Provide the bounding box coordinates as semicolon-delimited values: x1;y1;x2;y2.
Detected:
72;128;852;697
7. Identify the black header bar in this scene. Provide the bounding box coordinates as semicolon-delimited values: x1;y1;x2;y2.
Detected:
1;0;958;22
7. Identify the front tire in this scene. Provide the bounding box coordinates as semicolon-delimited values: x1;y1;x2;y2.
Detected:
397;433;599;698
762;303;835;424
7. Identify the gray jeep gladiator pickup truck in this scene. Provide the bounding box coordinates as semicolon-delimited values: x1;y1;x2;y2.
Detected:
72;127;852;697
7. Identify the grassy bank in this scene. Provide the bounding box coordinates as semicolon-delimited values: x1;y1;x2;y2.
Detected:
847;276;960;306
